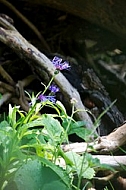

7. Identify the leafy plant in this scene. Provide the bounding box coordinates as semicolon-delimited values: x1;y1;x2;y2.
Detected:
0;103;72;190
0;57;116;189
0;97;115;190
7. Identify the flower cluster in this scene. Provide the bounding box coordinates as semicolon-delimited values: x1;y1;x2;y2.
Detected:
49;84;59;94
37;84;59;103
52;56;70;70
38;94;56;103
33;56;70;104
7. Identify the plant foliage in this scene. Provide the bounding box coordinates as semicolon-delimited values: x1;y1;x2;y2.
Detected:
0;77;115;190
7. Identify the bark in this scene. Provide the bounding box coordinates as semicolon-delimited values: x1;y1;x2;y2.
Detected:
58;155;126;172
61;123;126;171
92;155;126;171
62;123;126;154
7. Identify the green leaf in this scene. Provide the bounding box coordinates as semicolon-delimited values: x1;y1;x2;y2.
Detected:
65;152;95;179
81;167;95;179
0;121;13;147
41;114;64;143
8;104;20;128
13;159;71;190
85;153;115;171
68;121;91;141
40;157;71;188
0;121;26;188
0;120;10;128
21;117;44;129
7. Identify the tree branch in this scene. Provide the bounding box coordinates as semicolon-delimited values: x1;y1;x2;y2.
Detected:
62;123;126;154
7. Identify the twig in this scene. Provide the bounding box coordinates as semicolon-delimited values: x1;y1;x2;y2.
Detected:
0;81;15;92
20;75;36;87
0;75;36;109
0;0;51;52
16;80;29;111
0;92;12;106
0;65;15;85
15;76;36;111
94;171;119;184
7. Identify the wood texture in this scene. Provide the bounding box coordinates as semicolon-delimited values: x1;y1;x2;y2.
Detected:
62;123;126;154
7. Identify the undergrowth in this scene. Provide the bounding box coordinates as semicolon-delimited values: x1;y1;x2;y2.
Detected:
0;56;115;190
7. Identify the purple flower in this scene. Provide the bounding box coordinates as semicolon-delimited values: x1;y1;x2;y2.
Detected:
38;94;56;103
51;56;70;70
49;84;59;93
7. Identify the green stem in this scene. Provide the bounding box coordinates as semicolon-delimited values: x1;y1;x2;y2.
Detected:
65;102;75;133
42;73;57;95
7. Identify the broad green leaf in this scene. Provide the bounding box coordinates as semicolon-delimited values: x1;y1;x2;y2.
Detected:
41;114;64;143
22;117;44;129
85;153;115;171
65;152;95;179
66;120;91;141
13;159;71;190
40;157;71;188
0;120;10;129
20;129;46;146
81;167;95;179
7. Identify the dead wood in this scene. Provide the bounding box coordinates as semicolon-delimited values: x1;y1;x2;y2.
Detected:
0;55;36;110
62;122;126;154
61;123;126;172
92;155;126;171
58;154;126;172
0;65;15;85
0;75;36;110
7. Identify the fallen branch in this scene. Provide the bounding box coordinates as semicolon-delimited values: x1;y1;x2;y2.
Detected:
0;75;35;110
0;92;12;106
92;155;126;171
0;65;15;85
57;125;126;185
0;15;97;136
95;123;126;154
62;123;126;154
57;154;126;172
61;123;126;172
